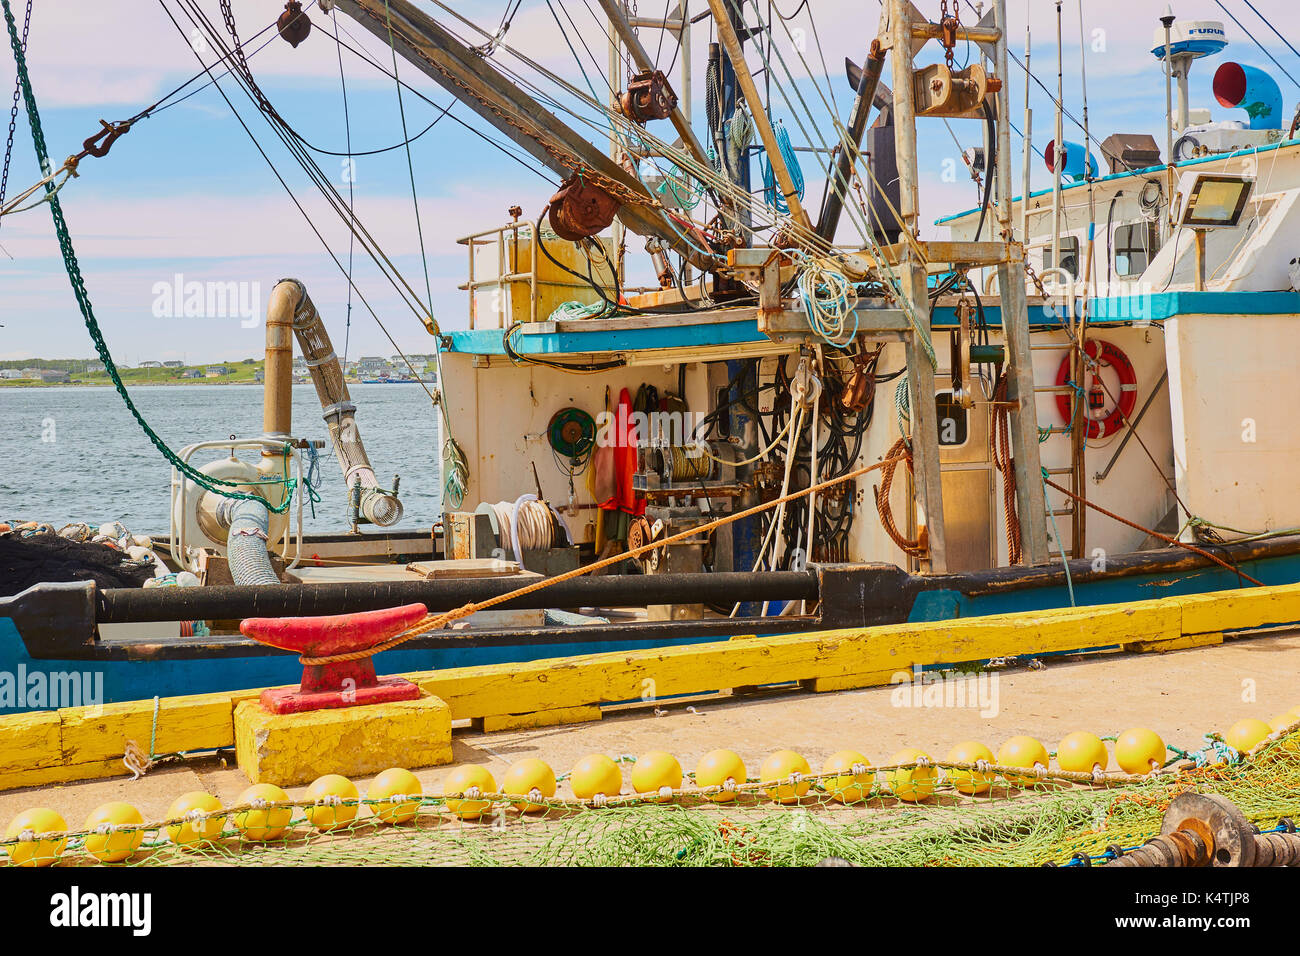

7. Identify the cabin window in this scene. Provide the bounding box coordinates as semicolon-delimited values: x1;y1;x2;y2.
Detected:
935;392;969;447
1114;221;1159;277
1040;237;1080;279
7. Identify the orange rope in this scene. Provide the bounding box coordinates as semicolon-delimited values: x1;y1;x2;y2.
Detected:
1042;477;1264;587
299;452;909;665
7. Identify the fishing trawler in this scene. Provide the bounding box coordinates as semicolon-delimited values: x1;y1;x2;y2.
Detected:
4;0;1300;708
5;0;1300;886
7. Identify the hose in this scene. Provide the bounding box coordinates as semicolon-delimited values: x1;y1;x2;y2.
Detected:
225;498;280;586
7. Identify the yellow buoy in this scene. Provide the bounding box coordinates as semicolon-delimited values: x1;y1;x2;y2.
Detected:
1225;718;1273;753
886;748;937;802
761;750;811;804
83;802;145;863
630;751;683;802
233;783;293;841
304;774;359;832
502;758;556;813
1268;712;1297;733
821;750;872;803
1056;731;1109;774
444;765;496;820
4;808;68;867
368;768;422;824
694;749;746;802
165;791;224;846
1114;727;1165;774
997;736;1050;786
944;741;995;795
570;754;623;801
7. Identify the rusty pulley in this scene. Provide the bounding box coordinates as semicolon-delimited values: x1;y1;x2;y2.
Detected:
277;1;312;48
547;174;621;241
618;70;678;123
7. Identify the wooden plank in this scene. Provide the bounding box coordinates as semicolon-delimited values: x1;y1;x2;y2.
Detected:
0;711;61;775
1123;632;1223;654
802;668;903;693
0;757;127;792
478;705;602;732
1175;583;1300;636
58;692;235;765
416;602;1179;719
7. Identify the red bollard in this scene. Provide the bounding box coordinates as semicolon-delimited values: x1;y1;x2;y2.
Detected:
241;604;427;715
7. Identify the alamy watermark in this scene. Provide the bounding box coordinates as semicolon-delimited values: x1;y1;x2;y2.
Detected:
593;404;711;450
0;665;103;712
151;273;261;328
890;667;999;718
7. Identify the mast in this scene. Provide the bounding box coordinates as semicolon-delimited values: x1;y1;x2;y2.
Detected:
884;0;947;573
1020;4;1031;242
707;0;811;231
993;0;1051;565
1050;1;1063;283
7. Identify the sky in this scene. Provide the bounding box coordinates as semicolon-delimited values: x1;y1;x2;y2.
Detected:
0;0;1296;364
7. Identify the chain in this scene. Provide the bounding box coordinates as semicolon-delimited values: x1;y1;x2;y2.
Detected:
1023;258;1047;297
0;0;31;223
939;0;960;69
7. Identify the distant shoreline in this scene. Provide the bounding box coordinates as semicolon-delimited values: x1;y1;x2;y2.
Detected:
0;379;433;389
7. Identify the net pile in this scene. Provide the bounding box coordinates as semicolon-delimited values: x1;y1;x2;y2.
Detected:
7;730;1298;868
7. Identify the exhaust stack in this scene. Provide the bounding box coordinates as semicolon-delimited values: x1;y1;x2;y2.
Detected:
264;279;404;527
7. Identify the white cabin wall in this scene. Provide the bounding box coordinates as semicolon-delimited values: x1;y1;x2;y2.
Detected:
1166;312;1300;538
1035;325;1176;559
441;353;678;544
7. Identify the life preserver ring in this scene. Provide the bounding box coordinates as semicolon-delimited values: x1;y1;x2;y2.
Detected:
1055;339;1138;439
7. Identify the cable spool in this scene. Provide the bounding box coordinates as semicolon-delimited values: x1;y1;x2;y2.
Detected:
547;407;595;460
479;496;569;566
658;444;717;483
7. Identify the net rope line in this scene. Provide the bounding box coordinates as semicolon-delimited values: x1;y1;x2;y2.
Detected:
297;449;907;665
5;722;1297;860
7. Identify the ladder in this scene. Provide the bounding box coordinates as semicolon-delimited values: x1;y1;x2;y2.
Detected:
1030;338;1088;559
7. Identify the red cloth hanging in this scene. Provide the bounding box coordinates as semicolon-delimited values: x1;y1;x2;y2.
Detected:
601;387;645;517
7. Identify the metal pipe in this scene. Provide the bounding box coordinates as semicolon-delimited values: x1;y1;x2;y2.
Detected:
1094;370;1169;483
95;570;820;623
816;41;885;242
263;281;295;442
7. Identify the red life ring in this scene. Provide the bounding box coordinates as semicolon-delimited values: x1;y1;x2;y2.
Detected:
1055;339;1138;439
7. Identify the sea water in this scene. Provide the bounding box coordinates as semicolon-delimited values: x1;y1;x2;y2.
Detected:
0;383;442;533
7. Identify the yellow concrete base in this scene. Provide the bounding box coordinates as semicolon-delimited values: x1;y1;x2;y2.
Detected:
476;704;602;732
1123;632;1224;654
234;693;453;787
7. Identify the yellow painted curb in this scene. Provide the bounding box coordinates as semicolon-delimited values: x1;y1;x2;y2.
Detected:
0;579;1297;791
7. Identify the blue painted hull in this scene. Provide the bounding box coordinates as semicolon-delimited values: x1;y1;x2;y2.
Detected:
3;550;1298;713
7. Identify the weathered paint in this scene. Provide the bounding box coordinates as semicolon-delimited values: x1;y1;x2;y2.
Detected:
234;693;453;787
6;579;1300;791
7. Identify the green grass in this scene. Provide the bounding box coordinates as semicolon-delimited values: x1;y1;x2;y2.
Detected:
0;358;265;387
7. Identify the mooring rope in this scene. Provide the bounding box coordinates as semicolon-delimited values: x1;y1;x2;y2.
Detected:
298;451;909;665
1043;476;1263;587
